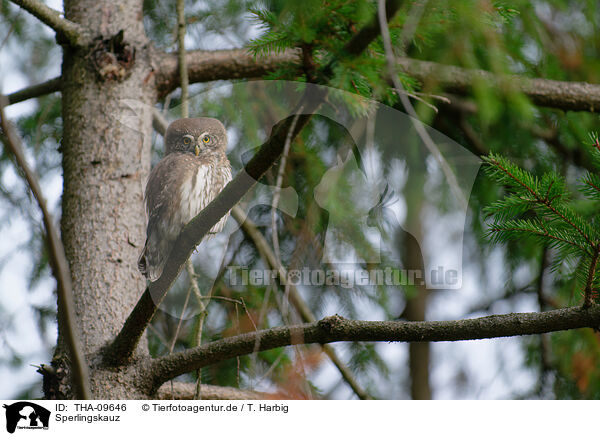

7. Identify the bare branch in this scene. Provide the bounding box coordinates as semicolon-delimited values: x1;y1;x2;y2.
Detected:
6;77;62;106
395;57;600;113
147;306;600;389
175;0;189;118
270;110;300;265
0;95;91;399
156;382;267;400
154;48;301;97
9;0;89;46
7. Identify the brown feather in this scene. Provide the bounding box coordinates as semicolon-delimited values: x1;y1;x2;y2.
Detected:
138;118;232;281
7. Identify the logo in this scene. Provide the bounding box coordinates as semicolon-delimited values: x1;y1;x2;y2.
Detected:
3;402;50;433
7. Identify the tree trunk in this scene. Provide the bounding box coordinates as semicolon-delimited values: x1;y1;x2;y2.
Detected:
51;0;156;399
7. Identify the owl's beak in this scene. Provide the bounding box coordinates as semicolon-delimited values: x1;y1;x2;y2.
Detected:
194;144;200;156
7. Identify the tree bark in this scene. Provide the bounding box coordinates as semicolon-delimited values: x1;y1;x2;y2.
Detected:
54;0;155;399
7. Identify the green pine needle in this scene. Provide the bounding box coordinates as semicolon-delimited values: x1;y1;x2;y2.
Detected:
483;150;599;305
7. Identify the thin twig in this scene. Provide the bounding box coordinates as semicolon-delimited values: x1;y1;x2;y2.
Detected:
0;95;91;399
168;284;193;354
398;0;428;54
271;110;301;265
188;261;211;400
378;0;467;211
583;246;599;307
166;277;194;399
536;248;553;397
146;324;170;350
195;295;243;305
271;109;303;320
175;0;189;119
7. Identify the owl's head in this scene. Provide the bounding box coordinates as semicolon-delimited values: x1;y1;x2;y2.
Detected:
165;117;227;156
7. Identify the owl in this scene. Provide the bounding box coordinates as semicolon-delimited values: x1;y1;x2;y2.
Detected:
138;118;232;281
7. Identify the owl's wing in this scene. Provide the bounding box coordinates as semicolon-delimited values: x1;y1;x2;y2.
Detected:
138;153;199;281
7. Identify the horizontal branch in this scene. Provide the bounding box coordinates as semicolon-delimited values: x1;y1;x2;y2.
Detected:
153;48;300;97
6;77;62;106
155;382;267;400
148;306;600;389
396;57;600;112
9;0;89;46
154;45;600;113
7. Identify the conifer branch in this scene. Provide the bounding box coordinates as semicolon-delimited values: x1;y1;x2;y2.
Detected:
9;0;89;46
484;154;596;248
154;48;600;112
147;306;600;389
487;222;590;255
484;151;600;306
6;76;62;106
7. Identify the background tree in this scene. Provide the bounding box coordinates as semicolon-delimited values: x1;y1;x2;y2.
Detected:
1;0;599;399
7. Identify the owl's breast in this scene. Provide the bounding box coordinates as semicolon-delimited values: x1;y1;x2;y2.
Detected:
179;163;210;225
178;159;232;226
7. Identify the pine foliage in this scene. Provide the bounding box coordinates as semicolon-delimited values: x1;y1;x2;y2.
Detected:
483;136;600;305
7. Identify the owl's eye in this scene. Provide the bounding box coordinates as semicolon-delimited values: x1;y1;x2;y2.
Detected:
202;135;211;144
183;136;192;145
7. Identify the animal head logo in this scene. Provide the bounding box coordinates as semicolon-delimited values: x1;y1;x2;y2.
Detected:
3;402;50;434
